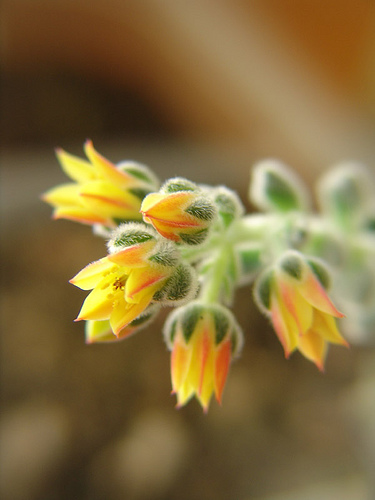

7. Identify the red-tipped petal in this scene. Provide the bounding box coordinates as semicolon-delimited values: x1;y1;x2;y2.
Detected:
299;272;344;318
214;339;231;404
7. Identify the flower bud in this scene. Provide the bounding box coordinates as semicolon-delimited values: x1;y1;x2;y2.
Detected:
164;302;243;411
250;159;310;213
317;162;374;231
254;250;347;369
212;187;244;228
141;178;217;245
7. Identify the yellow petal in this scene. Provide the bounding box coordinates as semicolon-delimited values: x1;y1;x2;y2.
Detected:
270;289;299;357
53;206;111;226
279;277;313;334
42;183;81;207
175;380;195;408
84;140;134;188
197;378;214;412
56;148;96;183
197;332;215;412
140;192;166;213
80;180;142;219
110;293;152;335
70;257;116;290
311;311;349;346
76;280;116;321
297;330;327;371
85;320;116;343
171;337;193;393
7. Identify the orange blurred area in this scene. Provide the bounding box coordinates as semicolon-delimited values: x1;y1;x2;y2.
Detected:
1;2;375;499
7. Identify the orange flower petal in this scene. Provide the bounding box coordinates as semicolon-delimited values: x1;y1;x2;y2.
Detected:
108;240;156;268
125;266;168;303
214;339;231;404
141;192;199;226
298;271;344;318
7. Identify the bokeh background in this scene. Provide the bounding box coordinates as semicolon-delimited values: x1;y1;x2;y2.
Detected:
1;2;375;499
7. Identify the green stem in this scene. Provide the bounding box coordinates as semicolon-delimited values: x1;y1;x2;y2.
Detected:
198;244;231;304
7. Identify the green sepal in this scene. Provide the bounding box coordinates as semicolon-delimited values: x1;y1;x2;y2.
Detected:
128;188;151;200
179;229;209;246
212;308;230;345
148;242;179;267
306;258;331;289
181;304;204;343
254;269;274;313
279;252;303;280
250;160;308;213
162;177;198;193
153;264;198;305
108;222;156;250
213;187;244;228
317;163;374;231
185;199;216;221
117;161;160;190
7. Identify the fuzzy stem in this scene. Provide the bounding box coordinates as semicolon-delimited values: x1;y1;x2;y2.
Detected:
198;244;232;304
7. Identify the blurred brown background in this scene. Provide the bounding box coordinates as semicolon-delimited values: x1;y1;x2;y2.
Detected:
1;1;375;499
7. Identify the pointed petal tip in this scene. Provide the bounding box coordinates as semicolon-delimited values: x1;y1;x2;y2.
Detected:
215;394;223;406
202;404;209;414
316;362;325;373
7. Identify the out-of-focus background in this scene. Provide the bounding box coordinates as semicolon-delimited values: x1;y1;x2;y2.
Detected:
1;2;375;499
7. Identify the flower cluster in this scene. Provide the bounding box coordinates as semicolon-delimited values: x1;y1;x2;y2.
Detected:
43;143;375;410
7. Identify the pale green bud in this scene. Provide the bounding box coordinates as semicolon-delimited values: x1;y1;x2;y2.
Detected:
250;159;310;213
